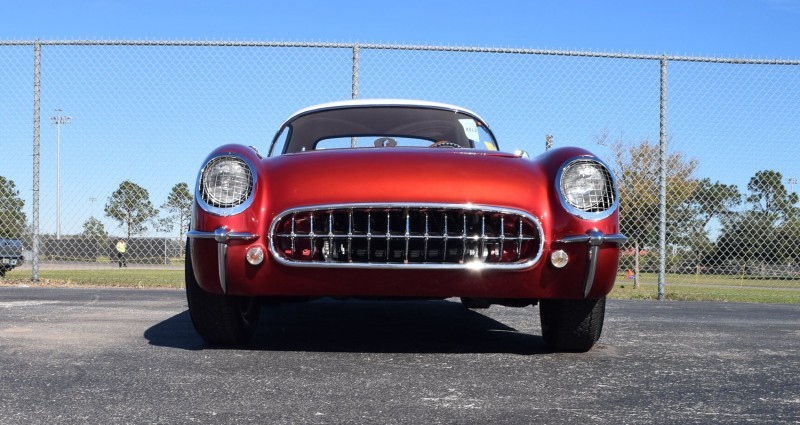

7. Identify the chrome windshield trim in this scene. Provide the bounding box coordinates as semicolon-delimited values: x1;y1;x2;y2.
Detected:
268;202;545;270
279;99;490;130
267;100;500;156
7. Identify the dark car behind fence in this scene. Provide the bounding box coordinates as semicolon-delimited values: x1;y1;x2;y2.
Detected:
0;239;24;275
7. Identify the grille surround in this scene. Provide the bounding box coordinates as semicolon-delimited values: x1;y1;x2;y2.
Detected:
268;203;544;270
556;156;618;220
195;153;257;216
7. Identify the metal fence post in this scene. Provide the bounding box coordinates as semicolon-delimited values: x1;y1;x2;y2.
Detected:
658;55;668;300
351;44;359;100
350;44;360;148
31;40;41;283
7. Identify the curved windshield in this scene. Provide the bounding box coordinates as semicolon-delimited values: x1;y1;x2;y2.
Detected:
270;106;498;155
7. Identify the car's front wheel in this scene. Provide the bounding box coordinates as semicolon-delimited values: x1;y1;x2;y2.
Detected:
185;241;260;346
539;297;605;352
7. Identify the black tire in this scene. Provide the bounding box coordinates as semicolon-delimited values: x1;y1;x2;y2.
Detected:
539;297;605;352
185;240;260;346
459;297;491;309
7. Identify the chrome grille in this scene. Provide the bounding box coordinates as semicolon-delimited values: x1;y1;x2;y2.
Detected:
269;204;543;269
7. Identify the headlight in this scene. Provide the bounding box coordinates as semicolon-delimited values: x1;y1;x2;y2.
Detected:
558;158;616;216
199;155;254;209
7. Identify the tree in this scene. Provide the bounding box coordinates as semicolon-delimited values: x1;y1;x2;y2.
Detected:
714;211;780;265
611;139;699;248
609;139;698;286
675;179;741;269
104;180;159;239
81;217;108;239
714;170;799;267
684;179;741;231
0;175;27;239
81;217;109;259
160;182;193;241
746;170;798;219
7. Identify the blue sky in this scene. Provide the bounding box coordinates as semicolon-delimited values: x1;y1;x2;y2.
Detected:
1;0;799;239
2;0;799;57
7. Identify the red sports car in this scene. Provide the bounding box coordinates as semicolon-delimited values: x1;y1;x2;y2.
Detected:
186;100;625;352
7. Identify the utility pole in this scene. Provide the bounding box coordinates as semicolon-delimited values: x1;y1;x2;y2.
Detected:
789;178;798;194
89;197;97;218
50;109;71;240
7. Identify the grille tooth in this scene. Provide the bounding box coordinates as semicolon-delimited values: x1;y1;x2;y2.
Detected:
271;205;542;268
347;210;353;262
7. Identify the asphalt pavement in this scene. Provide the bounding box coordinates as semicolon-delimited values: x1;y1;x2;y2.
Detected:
0;286;798;424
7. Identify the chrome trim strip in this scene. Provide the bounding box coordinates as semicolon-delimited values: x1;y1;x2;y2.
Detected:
187;229;259;242
555;230;627;298
555;155;620;221
217;243;228;294
194;153;258;217
268;203;545;270
556;232;627;245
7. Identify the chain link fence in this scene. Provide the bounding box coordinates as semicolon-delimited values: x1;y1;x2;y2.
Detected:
1;40;798;301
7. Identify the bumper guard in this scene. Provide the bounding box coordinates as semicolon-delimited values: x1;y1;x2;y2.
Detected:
187;227;258;293
556;230;627;298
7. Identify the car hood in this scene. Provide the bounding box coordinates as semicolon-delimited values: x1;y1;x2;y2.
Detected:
262;148;548;213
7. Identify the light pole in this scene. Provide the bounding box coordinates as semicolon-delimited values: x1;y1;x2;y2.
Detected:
789;178;798;194
50;109;71;240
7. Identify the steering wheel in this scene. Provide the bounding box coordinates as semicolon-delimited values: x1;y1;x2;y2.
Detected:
374;137;398;147
429;141;462;149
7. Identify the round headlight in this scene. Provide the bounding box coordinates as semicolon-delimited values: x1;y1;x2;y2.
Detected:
559;159;615;213
200;156;254;208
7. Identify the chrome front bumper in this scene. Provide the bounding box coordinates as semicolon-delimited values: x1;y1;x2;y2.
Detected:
187;226;626;298
187;227;258;294
556;230;627;298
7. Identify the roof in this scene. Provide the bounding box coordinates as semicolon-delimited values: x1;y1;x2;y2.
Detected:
280;99;490;129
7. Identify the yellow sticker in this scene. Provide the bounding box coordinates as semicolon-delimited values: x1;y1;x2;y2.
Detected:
484;141;497;151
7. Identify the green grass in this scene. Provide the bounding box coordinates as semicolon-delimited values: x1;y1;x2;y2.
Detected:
627;272;800;289
2;268;184;289
610;282;799;303
611;273;800;303
3;268;799;303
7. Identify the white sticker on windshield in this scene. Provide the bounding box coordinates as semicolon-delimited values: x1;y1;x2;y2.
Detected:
459;119;480;142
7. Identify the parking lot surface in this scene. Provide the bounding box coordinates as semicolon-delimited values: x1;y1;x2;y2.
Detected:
0;286;798;424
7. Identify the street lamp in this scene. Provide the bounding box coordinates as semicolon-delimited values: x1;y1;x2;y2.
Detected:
50;109;71;240
789;178;798;194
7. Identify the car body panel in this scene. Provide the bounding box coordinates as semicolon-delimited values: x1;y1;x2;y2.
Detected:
190;142;620;300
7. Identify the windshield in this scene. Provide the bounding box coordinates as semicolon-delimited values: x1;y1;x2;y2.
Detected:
269;106;499;155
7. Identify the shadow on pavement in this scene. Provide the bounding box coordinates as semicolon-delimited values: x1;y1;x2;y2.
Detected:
144;299;549;354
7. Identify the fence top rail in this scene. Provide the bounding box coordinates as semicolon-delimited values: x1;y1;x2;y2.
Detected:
1;39;799;65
